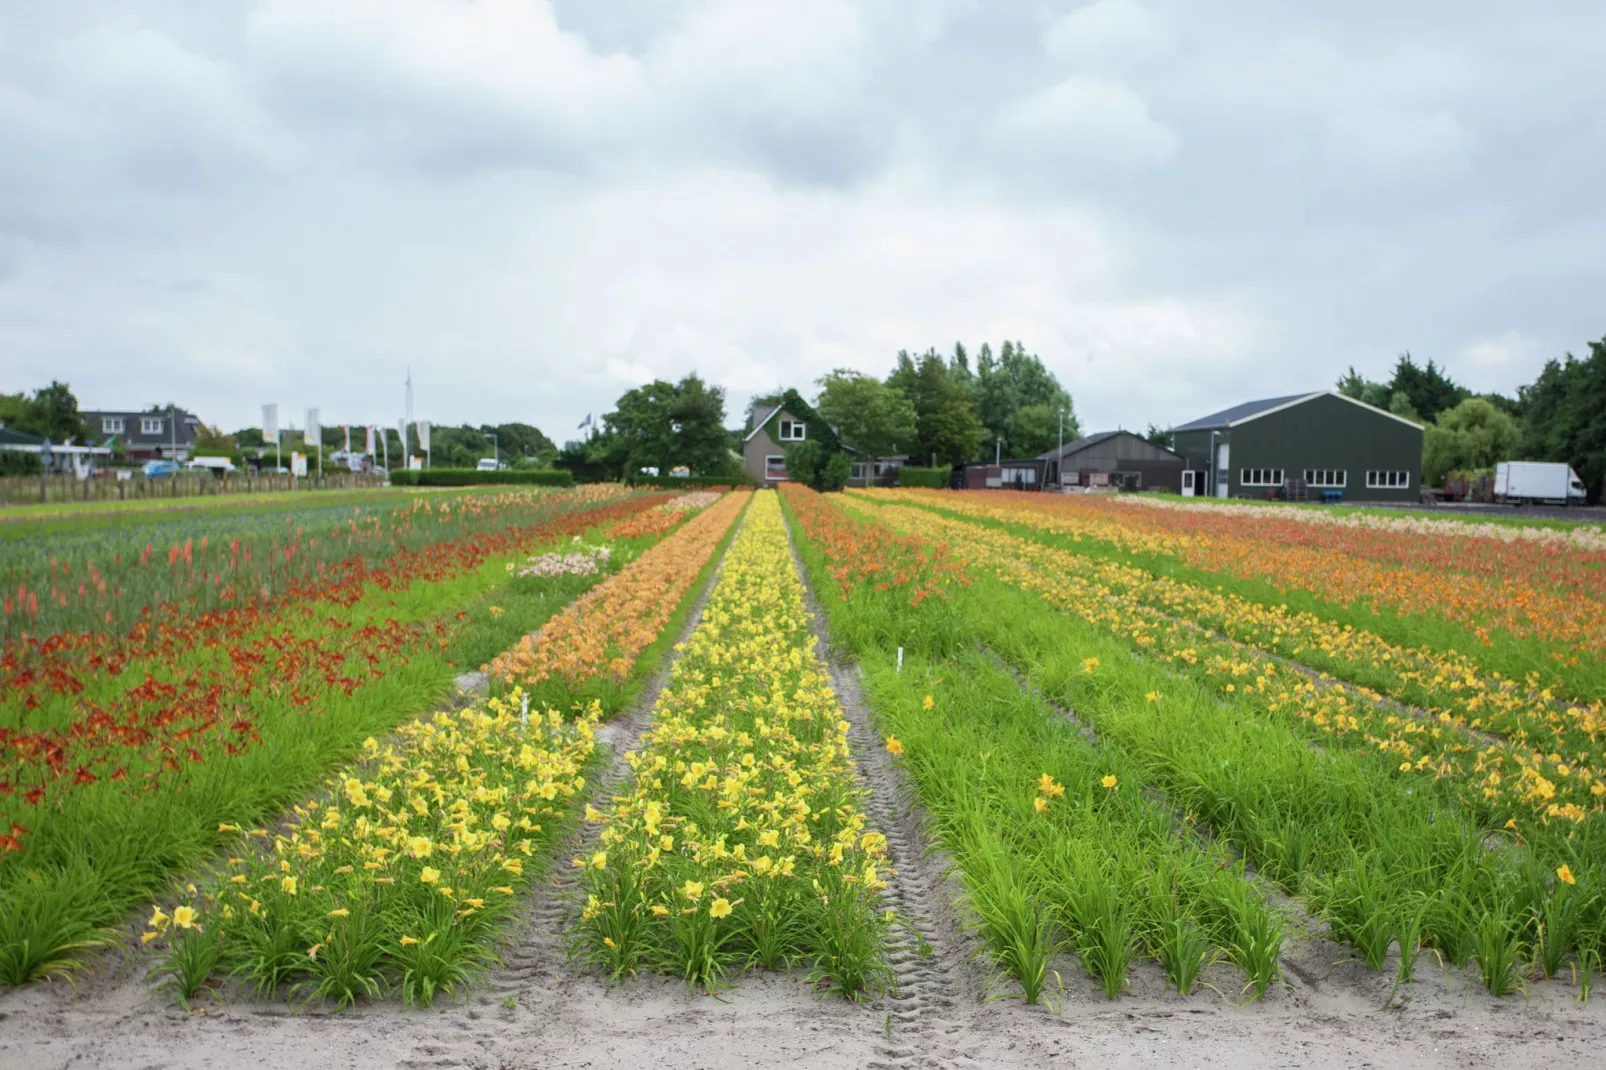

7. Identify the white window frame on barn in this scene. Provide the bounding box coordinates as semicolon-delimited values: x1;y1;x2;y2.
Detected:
777;420;806;442
101;417;125;434
1239;468;1284;486
765;455;788;480
1366;470;1411;488
1304;469;1346;488
141;417;163;435
850;462;867;481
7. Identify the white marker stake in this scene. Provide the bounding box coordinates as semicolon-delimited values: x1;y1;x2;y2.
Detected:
521;692;529;729
897;646;904;673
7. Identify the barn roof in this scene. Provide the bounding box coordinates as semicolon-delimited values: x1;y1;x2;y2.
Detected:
1037;429;1181;463
1172;390;1424;433
1171;394;1320;433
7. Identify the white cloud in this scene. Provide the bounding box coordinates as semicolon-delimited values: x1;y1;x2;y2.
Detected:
994;75;1179;170
1043;0;1173;71
1;0;1602;441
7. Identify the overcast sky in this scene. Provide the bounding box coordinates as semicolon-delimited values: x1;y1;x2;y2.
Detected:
2;1;1603;440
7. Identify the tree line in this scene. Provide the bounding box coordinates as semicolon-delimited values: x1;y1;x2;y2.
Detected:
555;341;1082;487
1332;340;1606;499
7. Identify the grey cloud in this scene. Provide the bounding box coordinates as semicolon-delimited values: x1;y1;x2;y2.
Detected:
0;0;1603;438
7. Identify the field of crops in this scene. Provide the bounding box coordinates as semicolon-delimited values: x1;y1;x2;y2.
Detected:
4;484;1605;1069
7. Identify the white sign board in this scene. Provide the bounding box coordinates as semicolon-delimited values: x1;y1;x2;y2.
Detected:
291;451;308;478
409;456;423;471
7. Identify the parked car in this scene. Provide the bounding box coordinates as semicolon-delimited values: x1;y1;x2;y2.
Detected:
142;460;181;478
476;457;507;471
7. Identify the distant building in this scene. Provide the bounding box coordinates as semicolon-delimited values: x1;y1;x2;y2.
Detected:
741;391;879;487
82;408;201;461
1038;430;1185;492
742;401;806;486
1169;392;1423;502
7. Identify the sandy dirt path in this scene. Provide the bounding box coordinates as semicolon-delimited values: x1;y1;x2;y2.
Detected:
3;501;1606;1069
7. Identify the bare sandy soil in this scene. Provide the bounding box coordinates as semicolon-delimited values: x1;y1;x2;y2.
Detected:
4;518;1605;1069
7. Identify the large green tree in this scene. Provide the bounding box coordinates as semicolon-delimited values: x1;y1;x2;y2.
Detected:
0;380;84;441
972;341;1079;457
887;349;984;466
1518;338;1606;502
1422;397;1520;486
603;373;734;478
1388;353;1466;423
814;370;917;462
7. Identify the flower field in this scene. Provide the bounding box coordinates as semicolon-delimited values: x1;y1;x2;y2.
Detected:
488;491;748;713
782;486;1605;1001
0;485;671;985
5;474;1605;1062
574;491;891;996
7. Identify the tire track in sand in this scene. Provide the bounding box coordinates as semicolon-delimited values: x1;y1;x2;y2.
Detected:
783;515;982;1070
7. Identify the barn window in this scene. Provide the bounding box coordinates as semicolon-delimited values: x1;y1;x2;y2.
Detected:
777;420;806;442
1239;468;1284;486
850;463;867;480
1366;470;1410;488
765;455;788;480
1304;469;1346;487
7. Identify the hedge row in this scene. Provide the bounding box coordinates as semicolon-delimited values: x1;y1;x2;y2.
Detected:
389;468;574;487
897;466;951;489
625;474;754;488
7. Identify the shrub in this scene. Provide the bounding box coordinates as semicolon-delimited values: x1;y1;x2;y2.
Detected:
0;451;43;477
898;466;951;489
782;441;825;488
819;451;852;492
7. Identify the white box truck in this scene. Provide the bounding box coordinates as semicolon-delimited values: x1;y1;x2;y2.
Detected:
1494;462;1587;506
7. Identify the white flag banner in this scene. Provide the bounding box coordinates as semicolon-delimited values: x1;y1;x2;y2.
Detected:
343;425;351;453
398;419;408;458
365;425;375;455
262;403;278;442
417;420;431;451
304;408;320;447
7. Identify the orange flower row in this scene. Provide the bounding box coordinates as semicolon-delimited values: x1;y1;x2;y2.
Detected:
881;488;1606;661
488;492;747;690
848;495;1604;831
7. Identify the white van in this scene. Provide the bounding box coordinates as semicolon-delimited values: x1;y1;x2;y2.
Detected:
476;458;507;471
186;457;237;477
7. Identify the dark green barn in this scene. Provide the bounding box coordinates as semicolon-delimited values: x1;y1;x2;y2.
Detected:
1170;392;1423;503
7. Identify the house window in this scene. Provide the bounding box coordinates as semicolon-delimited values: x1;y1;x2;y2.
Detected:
101;417;124;434
141;417;164;435
1239;468;1284;487
1304;469;1346;488
873;461;899;477
765;455;788;480
850;463;867;481
777;419;806;442
1366;470;1411;489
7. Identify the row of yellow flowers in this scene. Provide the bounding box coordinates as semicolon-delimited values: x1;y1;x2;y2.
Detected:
862;490;1606;765
145;692;598;1006
488;491;748;693
845;496;1603;832
573;490;893;996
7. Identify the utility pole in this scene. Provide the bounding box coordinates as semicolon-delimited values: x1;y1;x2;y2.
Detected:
1057;409;1064;490
488;430;499;466
995;435;1001;465
169;404;177;461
